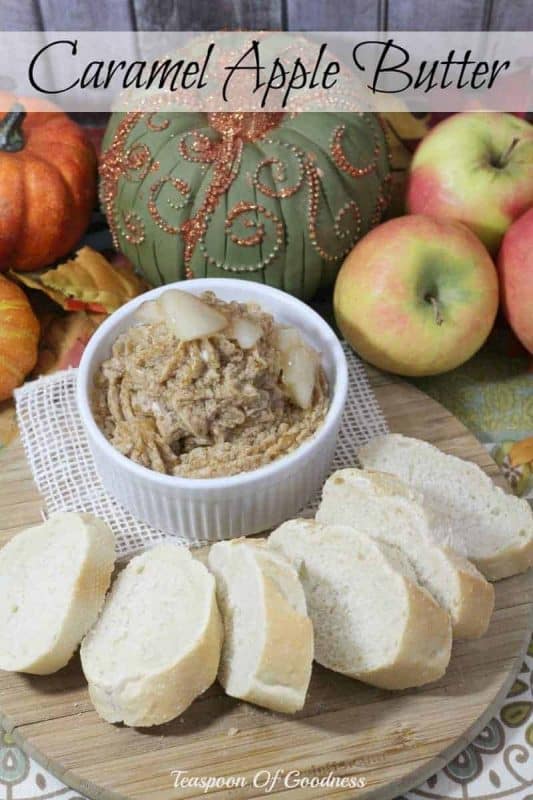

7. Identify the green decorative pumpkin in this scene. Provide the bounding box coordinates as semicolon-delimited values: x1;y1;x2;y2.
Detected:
100;111;391;300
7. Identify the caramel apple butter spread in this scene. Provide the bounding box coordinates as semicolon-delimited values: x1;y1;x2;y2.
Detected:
93;290;329;478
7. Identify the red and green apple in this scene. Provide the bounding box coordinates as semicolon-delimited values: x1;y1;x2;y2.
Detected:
334;215;499;377
497;207;533;355
407;112;533;253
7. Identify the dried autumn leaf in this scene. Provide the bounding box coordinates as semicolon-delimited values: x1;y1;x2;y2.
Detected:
509;437;533;468
10;271;70;309
41;247;149;312
10;248;149;313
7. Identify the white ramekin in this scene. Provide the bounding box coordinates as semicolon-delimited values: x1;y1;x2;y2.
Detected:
77;278;348;545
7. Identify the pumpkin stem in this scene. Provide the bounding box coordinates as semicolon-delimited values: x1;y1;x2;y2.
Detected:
0;104;26;153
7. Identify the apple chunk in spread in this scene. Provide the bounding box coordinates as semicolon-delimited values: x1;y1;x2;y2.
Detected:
92;290;328;478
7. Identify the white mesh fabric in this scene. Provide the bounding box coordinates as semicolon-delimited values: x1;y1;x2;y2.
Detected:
14;344;389;558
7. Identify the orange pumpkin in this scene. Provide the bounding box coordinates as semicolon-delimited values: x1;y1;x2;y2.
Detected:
0;274;39;401
0;98;97;272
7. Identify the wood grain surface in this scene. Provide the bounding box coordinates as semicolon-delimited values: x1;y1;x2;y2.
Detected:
0;367;531;800
2;0;530;32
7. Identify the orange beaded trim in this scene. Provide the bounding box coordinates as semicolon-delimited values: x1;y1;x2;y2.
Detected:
100;111;391;279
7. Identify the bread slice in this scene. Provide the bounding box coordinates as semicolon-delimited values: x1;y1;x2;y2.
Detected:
317;469;494;638
268;519;452;689
208;539;313;713
0;512;115;675
81;543;222;727
359;434;533;581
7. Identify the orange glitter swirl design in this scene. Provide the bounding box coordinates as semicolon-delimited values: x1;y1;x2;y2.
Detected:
207;112;284;142
145;113;170;132
303;158;362;263
174;115;288;275
148;177;192;236
101;111;390;280
198;202;284;273
179;130;217;163
252;144;304;199
99;112;144;249
179;133;244;277
120;210;145;246
123;143;152;182
331;122;380;179
227;204;266;247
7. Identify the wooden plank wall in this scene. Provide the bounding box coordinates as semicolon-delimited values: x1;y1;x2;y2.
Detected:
1;0;531;30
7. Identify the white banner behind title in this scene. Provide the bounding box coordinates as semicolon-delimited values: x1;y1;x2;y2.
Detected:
0;31;530;112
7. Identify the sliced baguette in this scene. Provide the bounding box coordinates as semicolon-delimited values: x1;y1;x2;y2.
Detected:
317;468;494;638
0;512;115;675
81;543;222;727
359;434;533;581
268;519;452;689
208;539;313;713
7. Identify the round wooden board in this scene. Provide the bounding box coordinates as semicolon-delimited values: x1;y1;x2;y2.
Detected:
0;367;532;800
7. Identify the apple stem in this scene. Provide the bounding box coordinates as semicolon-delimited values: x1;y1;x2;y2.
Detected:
427;295;444;326
496;137;520;168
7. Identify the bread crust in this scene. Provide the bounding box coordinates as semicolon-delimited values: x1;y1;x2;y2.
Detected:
442;547;495;637
86;590;222;727
354;581;452;690
0;513;115;675
318;469;494;639
358;434;533;582
473;536;533;582
269;520;453;691
209;541;313;714
81;546;223;727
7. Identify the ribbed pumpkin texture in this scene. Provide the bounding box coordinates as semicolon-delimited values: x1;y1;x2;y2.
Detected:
0;275;39;401
0;98;97;272
99;112;391;301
